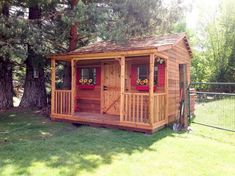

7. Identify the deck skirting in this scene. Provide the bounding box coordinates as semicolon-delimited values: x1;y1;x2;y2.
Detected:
51;113;167;133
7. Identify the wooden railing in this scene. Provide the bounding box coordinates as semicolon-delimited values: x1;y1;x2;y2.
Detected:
53;90;72;115
153;93;167;123
123;93;149;124
123;92;167;125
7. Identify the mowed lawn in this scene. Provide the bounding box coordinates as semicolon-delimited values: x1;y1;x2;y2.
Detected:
0;110;235;176
194;97;235;130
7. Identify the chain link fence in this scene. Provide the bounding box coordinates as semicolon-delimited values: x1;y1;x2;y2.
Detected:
189;82;235;131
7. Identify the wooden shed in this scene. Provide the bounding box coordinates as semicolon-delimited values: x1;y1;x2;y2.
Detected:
49;33;192;133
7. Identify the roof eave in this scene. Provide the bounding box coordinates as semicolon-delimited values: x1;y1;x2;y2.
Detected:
48;48;159;60
173;34;193;58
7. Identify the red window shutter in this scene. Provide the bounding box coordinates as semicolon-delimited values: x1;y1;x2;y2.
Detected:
131;64;137;86
157;63;165;87
96;67;101;85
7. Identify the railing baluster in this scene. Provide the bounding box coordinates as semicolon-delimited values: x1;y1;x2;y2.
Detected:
140;95;143;123
123;92;166;124
129;94;131;121
125;94;128;121
53;90;72;115
137;94;139;122
133;94;136;122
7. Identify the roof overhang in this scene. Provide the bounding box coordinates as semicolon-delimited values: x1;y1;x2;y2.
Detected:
49;48;159;60
48;33;193;60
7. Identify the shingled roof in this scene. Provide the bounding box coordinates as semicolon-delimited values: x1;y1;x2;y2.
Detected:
67;33;192;57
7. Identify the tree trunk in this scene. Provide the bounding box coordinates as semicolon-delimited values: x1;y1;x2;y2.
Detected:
69;0;79;51
0;3;13;110
62;0;79;89
0;60;13;110
19;4;47;109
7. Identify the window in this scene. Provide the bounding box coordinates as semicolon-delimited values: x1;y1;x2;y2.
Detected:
136;64;158;85
80;68;96;85
154;65;158;85
137;65;148;80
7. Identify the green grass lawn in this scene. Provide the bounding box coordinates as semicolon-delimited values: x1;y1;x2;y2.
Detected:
194;97;235;130
0;110;235;176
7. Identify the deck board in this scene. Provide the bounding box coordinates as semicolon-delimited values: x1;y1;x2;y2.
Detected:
74;112;119;124
51;112;166;133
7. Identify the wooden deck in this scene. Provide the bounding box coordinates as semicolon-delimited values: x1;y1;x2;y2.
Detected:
50;112;166;133
74;112;120;124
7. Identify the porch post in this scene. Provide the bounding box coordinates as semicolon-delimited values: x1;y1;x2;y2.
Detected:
71;59;76;114
120;56;125;122
51;58;56;114
149;54;155;126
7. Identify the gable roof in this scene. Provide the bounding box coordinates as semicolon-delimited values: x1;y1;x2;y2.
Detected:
68;33;192;56
52;33;192;58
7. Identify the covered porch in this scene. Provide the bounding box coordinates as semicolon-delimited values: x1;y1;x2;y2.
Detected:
50;50;169;133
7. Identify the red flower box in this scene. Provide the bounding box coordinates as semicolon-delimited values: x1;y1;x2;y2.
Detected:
136;85;157;91
78;85;95;90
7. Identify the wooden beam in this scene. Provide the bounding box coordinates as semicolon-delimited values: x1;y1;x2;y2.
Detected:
49;49;158;60
100;62;104;113
71;59;76;114
120;56;125;122
183;65;189;128
179;64;189;128
51;58;56;114
149;54;155;126
154;52;169;60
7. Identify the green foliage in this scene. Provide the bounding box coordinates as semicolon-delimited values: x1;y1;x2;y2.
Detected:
191;0;235;82
0;0;185;61
95;0;184;42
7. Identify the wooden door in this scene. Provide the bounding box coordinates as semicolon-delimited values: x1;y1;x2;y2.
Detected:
103;62;120;115
179;64;188;127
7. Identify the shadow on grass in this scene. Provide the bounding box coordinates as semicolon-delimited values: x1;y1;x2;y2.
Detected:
0;110;176;175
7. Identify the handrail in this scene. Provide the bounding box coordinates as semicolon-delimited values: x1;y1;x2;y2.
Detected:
55;89;72;92
154;93;166;96
124;92;166;96
124;92;149;95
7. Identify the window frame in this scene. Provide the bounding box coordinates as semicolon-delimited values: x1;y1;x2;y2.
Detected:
136;64;158;85
79;67;97;85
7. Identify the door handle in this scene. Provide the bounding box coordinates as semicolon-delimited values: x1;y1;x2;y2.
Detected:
103;86;108;90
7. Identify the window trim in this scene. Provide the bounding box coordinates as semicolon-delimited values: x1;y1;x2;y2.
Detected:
79;67;97;85
136;64;158;86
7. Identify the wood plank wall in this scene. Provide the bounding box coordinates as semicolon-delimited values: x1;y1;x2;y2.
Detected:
76;63;101;113
160;40;191;123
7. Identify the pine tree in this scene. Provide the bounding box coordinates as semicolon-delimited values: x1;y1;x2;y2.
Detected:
19;3;47;108
0;2;14;110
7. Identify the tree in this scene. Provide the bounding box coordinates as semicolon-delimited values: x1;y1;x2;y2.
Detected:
62;0;79;90
0;2;14;110
19;3;47;108
19;1;72;108
190;0;235;83
96;0;184;41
